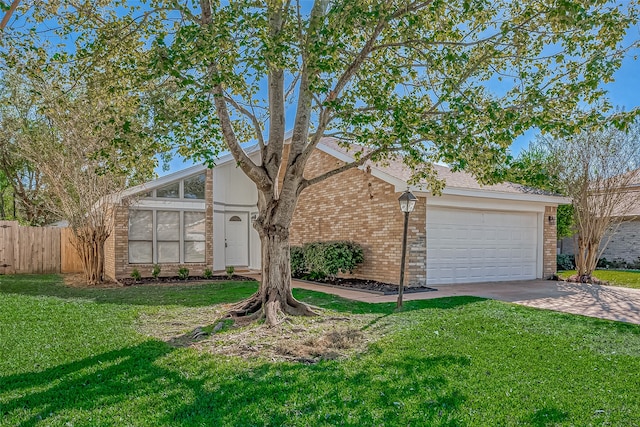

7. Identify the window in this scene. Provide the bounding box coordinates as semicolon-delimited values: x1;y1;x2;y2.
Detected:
128;209;206;264
157;211;180;263
184;212;206;262
183;173;206;199
156;182;179;198
146;173;206;199
129;210;153;263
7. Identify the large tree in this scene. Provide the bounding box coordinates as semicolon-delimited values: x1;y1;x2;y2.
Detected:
0;76;54;225
0;14;163;282
8;0;640;323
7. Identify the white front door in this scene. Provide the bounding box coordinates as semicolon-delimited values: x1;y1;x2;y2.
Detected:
225;212;249;266
426;207;539;285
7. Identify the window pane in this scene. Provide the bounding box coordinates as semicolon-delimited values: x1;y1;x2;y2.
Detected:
157;211;180;240
158;241;180;263
129;241;152;264
129;210;152;240
156;182;179;198
184;241;205;263
184;211;206;241
184;173;206;199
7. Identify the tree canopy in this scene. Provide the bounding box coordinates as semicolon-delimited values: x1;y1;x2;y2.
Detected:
2;0;639;319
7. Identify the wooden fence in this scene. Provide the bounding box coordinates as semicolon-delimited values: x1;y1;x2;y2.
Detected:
60;228;84;273
0;221;83;275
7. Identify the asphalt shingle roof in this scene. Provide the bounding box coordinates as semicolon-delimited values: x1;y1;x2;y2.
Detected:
318;137;548;196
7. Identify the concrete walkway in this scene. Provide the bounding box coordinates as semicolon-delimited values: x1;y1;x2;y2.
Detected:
292;279;640;325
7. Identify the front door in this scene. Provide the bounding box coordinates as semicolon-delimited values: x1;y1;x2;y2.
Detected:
225;213;249;266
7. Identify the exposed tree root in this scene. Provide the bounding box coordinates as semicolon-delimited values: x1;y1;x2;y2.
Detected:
226;292;318;326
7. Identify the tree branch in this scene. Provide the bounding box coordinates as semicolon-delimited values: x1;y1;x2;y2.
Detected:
223;93;265;150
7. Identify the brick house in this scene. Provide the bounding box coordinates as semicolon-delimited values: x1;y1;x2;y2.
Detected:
559;177;640;266
103;137;565;285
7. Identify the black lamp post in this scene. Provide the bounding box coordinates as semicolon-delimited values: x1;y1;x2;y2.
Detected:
397;189;417;309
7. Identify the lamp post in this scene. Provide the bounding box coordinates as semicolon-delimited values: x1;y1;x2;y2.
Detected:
397;189;417;309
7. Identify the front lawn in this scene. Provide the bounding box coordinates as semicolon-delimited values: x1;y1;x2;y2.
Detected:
1;274;640;426
559;269;640;289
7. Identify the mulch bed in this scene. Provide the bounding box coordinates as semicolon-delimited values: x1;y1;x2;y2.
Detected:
562;274;609;286
119;275;258;286
297;277;437;295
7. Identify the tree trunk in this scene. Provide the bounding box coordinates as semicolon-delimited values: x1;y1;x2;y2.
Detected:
575;234;599;283
73;226;109;286
228;222;317;326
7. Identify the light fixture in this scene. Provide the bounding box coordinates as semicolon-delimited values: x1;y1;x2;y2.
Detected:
397;189;417;309
398;190;418;213
548;215;556;226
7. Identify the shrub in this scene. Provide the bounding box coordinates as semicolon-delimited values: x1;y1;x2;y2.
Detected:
178;266;189;280
203;268;213;279
298;241;364;280
290;246;305;278
130;268;141;282
225;265;235;278
629;258;640;270
151;264;161;279
556;254;575;271
609;258;628;269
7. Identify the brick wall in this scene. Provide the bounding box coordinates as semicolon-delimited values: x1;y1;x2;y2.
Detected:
104;207;116;280
290;149;426;286
104;169;215;280
560;219;640;264
543;205;558;278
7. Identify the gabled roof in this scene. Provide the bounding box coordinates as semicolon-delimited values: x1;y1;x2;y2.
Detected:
115;135;567;205
316;138;569;204
117;145;261;200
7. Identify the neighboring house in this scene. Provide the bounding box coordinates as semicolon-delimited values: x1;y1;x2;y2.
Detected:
103;137;565;286
559;175;640;265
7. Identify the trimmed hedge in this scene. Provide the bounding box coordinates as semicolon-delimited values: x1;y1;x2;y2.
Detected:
290;241;364;280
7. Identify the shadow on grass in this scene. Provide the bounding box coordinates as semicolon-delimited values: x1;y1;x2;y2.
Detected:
0;275;485;315
293;288;486;314
0;274;258;307
0;340;470;426
526;407;569;426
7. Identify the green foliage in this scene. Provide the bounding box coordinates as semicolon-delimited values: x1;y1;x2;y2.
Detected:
290;246;305;278
294;241;364;280
10;1;639;189
557;254;575;271
203;268;213;279
556;204;575;239
177;266;189;280
131;269;141;282
151;264;161;280
225;266;235;278
506;145;576;238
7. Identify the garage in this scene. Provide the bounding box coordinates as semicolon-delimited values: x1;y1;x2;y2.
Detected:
426;206;540;285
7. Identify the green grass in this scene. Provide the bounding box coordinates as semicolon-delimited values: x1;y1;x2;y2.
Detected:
2;274;640;426
559;269;640;289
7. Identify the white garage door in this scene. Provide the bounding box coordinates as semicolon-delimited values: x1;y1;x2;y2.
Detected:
427;207;539;285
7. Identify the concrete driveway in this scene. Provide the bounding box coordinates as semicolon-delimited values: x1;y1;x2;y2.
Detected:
292;279;640;325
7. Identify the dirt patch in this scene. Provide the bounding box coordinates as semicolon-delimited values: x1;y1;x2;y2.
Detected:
120;274;257;286
564;274;609;286
63;274;121;288
62;273;256;288
136;306;388;363
298;277;437;295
